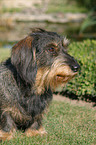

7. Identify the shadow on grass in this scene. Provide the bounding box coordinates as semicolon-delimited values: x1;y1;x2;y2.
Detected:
54;90;96;107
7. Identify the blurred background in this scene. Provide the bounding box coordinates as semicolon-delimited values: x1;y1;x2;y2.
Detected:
0;0;96;48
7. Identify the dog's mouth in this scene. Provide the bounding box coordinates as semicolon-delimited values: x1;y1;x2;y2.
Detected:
56;73;77;82
56;75;69;81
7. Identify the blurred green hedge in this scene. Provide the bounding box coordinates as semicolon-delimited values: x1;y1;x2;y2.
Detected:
64;40;96;101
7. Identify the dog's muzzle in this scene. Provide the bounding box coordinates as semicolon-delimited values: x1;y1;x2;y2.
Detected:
63;52;80;73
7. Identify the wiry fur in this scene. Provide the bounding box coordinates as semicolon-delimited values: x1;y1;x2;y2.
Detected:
0;28;80;141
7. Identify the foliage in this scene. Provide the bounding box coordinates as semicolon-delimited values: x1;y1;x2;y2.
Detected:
65;40;96;101
0;101;96;145
75;0;96;9
80;7;96;33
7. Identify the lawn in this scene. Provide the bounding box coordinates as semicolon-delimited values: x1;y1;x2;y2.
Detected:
0;101;96;145
0;48;10;62
0;49;96;145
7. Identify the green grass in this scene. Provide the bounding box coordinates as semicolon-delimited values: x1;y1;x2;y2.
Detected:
0;48;10;62
0;101;96;145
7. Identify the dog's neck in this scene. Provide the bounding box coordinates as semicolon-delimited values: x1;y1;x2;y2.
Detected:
4;58;53;98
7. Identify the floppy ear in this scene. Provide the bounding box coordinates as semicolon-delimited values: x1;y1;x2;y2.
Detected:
11;36;37;84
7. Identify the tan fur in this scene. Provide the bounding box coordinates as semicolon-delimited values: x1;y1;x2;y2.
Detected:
63;37;70;47
25;126;47;137
2;106;31;123
0;129;15;141
33;48;36;61
34;67;50;94
35;56;77;94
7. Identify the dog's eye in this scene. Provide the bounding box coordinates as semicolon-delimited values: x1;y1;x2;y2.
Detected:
48;47;55;53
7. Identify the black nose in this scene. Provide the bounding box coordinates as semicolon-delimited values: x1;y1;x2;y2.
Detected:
71;64;80;72
63;52;80;72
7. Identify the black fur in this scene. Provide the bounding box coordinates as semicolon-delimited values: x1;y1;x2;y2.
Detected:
0;58;52;131
0;28;80;135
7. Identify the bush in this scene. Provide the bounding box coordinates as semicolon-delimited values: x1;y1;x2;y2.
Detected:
75;0;96;9
63;40;96;101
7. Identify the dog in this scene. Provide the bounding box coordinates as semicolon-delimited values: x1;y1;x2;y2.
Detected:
0;28;80;141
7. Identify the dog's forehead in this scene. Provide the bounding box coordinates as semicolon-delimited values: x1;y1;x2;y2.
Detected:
40;35;69;48
39;33;63;45
31;29;69;47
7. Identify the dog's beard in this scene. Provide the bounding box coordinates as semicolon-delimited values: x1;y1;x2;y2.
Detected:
35;57;77;95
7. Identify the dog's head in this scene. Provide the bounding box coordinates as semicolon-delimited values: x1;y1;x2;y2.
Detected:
11;28;80;94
